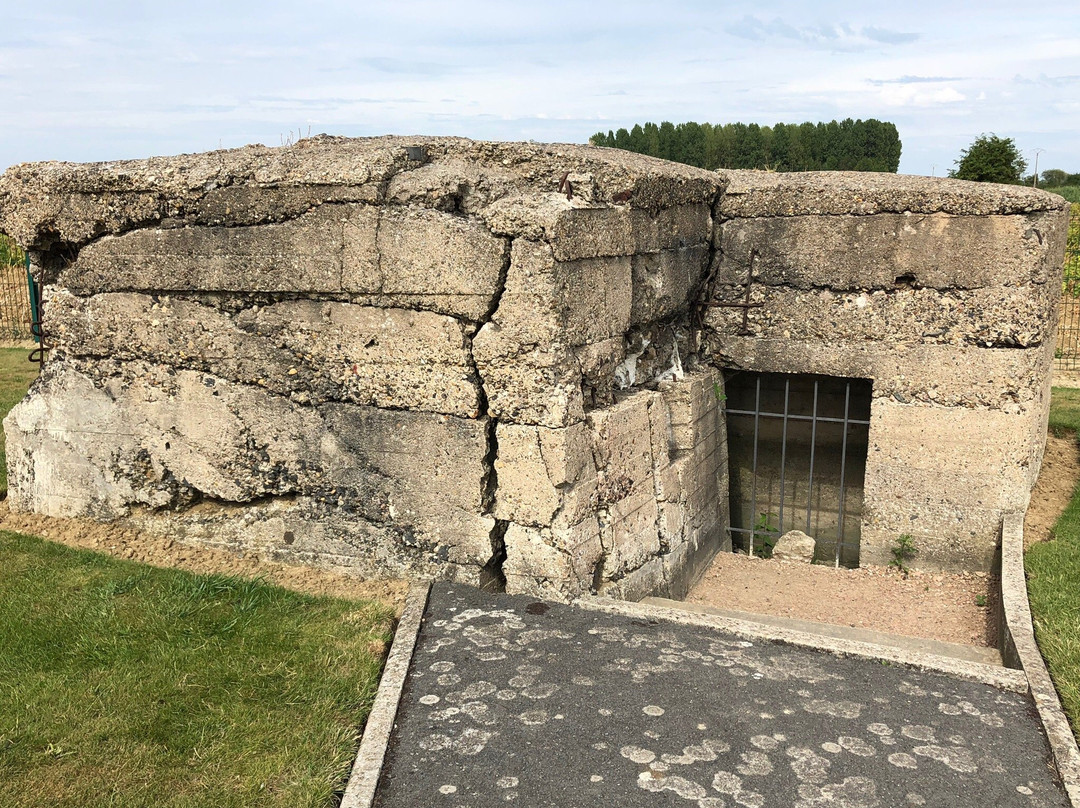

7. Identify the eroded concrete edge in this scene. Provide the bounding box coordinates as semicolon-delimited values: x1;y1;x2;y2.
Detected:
340;582;431;808
573;593;1029;693
1001;511;1080;806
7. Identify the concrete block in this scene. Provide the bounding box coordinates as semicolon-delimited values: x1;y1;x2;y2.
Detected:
472;340;585;428
656;452;693;504
660;518;729;600
344;205;510;321
575;337;624;410
716;211;1065;291
864;462;1030;513
549;206;634;261
192;184;379;226
601;555;666;601
481;240;631;345
502;519;603;598
493;422;596;527
646;394;672;475
704;284;1053;349
66;205;348;294
657;500;687;549
127;496;492;580
502;524;572;579
601;488;661;578
588;392;659;502
659;369;721;427
473;241;631;426
47;291;482;417
860;503;1003;572
709;337;1049;414
867;399;1036;481
715;168;1068;218
4;359;491;553
630;204;712;253
482;195;634;260
630;245;710;325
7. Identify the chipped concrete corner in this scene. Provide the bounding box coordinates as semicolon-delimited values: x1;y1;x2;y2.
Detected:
0;137;1068;598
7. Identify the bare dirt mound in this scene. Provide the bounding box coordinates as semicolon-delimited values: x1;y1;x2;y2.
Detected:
1025;432;1080;547
687;432;1080;649
687;552;997;647
0;501;409;613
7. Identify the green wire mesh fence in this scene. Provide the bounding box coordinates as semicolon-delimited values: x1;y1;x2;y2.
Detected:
1055;204;1080;373
0;235;32;343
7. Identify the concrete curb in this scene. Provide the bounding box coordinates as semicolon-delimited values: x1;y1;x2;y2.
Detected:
641;596;1004;667
339;582;430;808
1000;511;1080;806
574;594;1029;693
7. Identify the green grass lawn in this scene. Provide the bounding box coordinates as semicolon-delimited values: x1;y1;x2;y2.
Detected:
0;346;40;492
1048;387;1080;436
1027;388;1080;738
0;531;393;807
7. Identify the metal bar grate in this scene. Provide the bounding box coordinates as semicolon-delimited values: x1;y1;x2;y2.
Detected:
725;371;871;567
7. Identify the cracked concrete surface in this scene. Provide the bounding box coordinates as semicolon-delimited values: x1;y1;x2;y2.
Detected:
373;582;1068;808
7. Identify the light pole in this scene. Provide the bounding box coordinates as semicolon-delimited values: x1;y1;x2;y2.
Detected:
1032;148;1045;187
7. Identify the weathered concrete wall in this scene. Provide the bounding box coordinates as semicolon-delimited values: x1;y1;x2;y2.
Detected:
0;136;730;598
0;138;1067;590
706;170;1068;570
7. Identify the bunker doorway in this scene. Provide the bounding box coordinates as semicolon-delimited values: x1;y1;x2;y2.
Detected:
724;371;871;568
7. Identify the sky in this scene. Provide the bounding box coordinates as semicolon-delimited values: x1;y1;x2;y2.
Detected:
0;1;1078;179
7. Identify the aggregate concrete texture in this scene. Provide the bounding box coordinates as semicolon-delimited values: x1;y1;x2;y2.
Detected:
373;582;1067;808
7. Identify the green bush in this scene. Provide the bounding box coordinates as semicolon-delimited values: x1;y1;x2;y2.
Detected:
1047;186;1080;204
0;233;24;268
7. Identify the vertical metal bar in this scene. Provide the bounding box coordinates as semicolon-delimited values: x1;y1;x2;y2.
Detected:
805;379;818;535
27;253;40;345
778;377;789;536
834;381;851;568
749;376;761;556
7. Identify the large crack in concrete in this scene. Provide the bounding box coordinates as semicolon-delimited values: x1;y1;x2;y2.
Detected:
474;233;514;592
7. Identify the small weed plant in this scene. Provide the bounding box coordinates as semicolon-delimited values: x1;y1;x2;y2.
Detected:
889;533;918;576
753;512;780;558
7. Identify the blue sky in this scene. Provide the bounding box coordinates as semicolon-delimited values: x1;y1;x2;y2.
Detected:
1;1;1077;178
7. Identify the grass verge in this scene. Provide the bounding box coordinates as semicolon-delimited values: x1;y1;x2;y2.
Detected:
1027;389;1080;739
0;346;39;492
1049;387;1080;436
0;532;393;808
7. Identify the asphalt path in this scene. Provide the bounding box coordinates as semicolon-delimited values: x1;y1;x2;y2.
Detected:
373;582;1067;808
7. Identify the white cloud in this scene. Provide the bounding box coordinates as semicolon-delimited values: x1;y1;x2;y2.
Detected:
877;85;966;107
0;0;1077;177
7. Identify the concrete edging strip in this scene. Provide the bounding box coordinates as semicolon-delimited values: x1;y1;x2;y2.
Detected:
1001;511;1080;805
340;581;431;808
575;593;1029;693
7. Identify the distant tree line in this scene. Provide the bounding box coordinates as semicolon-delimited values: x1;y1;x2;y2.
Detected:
1035;169;1080;187
589;118;902;173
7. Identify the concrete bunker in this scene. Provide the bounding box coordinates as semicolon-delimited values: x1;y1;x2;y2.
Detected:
0;137;1068;601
